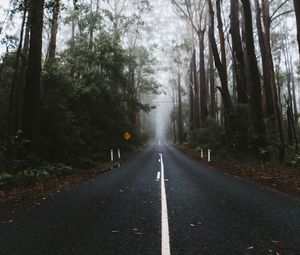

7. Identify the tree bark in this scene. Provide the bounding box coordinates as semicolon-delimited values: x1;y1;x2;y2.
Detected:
256;0;285;158
189;57;195;130
47;0;60;60
208;0;235;146
198;30;208;122
230;0;248;104
22;0;44;148
178;73;183;144
240;0;267;150
5;3;28;170
293;0;300;60
209;43;216;120
192;50;200;128
208;0;231;109
255;0;274;117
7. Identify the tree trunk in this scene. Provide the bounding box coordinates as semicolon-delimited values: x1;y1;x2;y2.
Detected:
240;0;267;150
209;44;216;120
22;0;44;148
46;0;60;60
255;0;274;117
293;0;300;60
216;0;226;67
192;50;200;128
289;52;298;124
178;73;183;144
198;30;208;123
5;3;28;170
230;0;248;104
257;0;285;158
208;0;231;110
189;58;195;130
89;0;94;48
208;0;234;146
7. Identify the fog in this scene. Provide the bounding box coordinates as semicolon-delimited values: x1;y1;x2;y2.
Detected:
0;0;188;140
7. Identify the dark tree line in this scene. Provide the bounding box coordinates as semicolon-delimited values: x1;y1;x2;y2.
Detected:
0;0;158;175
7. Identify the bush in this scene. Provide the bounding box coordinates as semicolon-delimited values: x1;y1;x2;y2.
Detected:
188;118;225;150
0;163;74;189
0;173;15;188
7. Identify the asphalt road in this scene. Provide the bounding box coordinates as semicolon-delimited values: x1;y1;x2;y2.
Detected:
1;140;300;255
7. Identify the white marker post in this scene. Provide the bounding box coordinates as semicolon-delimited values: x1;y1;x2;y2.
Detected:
201;149;204;159
208;149;211;162
117;148;121;159
110;149;114;162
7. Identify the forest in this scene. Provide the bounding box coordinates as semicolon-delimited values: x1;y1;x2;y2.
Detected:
0;0;160;186
0;0;300;188
167;0;300;164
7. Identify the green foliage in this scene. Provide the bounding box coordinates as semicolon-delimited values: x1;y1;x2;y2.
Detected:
0;163;74;188
188;118;225;150
0;0;158;181
34;30;156;166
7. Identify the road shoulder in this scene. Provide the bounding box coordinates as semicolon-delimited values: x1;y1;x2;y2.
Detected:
174;144;300;198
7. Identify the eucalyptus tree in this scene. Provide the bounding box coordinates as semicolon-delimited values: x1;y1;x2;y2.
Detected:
46;0;61;61
208;0;235;145
22;0;45;150
240;0;267;151
255;0;285;159
171;0;208;128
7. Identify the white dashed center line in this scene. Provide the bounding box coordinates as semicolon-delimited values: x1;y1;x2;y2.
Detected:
159;153;170;255
156;171;161;181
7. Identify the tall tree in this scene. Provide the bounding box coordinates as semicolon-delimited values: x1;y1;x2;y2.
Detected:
207;0;231;110
5;1;29;169
46;0;60;60
255;0;285;158
22;0;44;148
171;0;208;126
208;0;235;146
240;0;267;150
229;0;250;150
230;0;248;104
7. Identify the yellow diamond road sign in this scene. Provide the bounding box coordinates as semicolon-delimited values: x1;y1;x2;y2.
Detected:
123;132;132;141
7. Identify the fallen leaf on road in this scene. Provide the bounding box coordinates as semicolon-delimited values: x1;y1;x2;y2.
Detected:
275;252;280;255
190;224;196;227
247;246;254;250
112;230;119;233
8;220;13;223
271;240;279;243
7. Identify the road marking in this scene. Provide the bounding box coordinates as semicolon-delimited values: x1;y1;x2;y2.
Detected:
159;153;171;255
156;171;161;181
